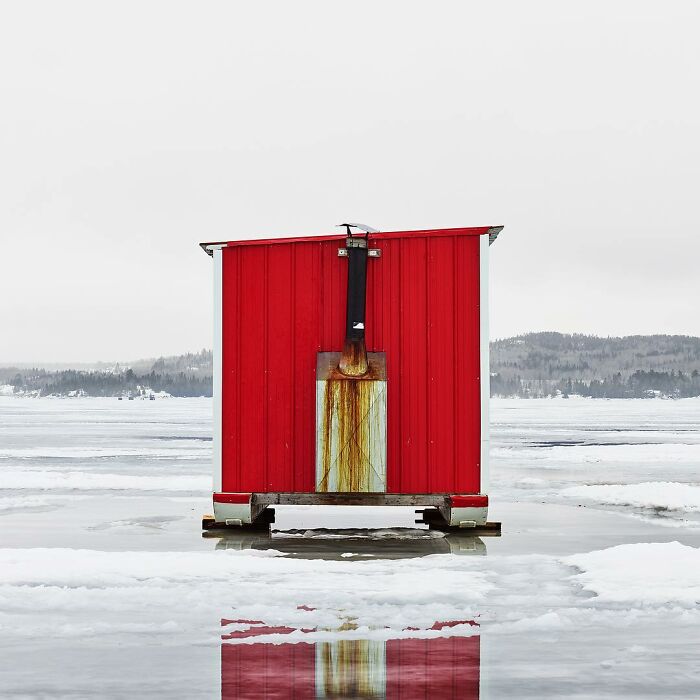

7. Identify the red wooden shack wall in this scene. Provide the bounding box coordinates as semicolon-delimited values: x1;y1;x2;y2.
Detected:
220;227;486;494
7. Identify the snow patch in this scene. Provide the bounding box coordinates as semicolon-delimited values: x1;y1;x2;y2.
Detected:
0;548;493;641
562;482;700;513
566;541;700;605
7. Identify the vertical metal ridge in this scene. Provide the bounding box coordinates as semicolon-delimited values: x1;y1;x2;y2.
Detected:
313;242;322;489
236;248;242;490
452;234;458;492
396;239;404;492
319;241;327;348
263;245;270;488
290;244;297;491
425;236;431;493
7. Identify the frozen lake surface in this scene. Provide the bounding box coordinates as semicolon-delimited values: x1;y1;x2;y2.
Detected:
1;397;699;698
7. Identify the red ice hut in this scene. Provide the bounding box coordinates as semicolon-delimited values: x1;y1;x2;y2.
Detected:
201;224;502;531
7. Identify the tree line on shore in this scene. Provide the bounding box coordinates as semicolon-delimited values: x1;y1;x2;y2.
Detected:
6;368;213;398
492;369;700;398
5;335;700;399
2;349;213;397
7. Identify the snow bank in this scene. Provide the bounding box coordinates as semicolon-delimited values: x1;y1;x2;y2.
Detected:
0;470;209;492
0;548;492;642
562;482;700;513
2;543;699;645
566;541;700;606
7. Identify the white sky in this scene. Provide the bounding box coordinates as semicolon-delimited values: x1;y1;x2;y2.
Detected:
2;1;699;363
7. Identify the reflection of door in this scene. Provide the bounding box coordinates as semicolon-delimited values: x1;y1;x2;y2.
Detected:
315;639;386;697
221;629;480;699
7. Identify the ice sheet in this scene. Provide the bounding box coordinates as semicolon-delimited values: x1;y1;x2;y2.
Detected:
0;469;209;492
1;396;700;698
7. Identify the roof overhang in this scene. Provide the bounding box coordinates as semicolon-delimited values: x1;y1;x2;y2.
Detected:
200;225;504;256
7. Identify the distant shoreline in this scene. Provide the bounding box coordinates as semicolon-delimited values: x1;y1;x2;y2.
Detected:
3;333;700;399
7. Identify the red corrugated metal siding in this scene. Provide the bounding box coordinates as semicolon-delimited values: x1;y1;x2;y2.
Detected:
221;641;315;699
385;636;480;699
221;227;486;494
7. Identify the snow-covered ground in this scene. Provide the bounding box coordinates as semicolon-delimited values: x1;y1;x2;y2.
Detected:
0;397;699;698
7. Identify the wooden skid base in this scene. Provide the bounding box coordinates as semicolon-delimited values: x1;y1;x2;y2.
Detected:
202;496;500;535
253;493;467;507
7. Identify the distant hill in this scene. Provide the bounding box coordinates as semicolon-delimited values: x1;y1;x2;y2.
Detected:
1;349;213;398
4;336;700;399
491;333;700;398
128;349;212;375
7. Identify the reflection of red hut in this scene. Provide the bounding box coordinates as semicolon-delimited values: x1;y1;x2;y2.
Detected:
221;624;480;699
222;641;315;698
201;225;503;531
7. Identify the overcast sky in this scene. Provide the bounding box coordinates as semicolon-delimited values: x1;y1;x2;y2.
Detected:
2;1;699;363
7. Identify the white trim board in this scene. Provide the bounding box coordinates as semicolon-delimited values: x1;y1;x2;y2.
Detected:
479;234;490;494
212;246;223;493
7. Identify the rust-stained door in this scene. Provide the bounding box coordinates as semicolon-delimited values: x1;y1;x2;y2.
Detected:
315;352;387;493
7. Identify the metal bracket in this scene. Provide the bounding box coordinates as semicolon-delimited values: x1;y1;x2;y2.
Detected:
458;520;477;529
338;248;381;257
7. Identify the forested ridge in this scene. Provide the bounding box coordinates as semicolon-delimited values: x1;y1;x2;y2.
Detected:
3;335;700;398
1;350;213;398
491;333;700;398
